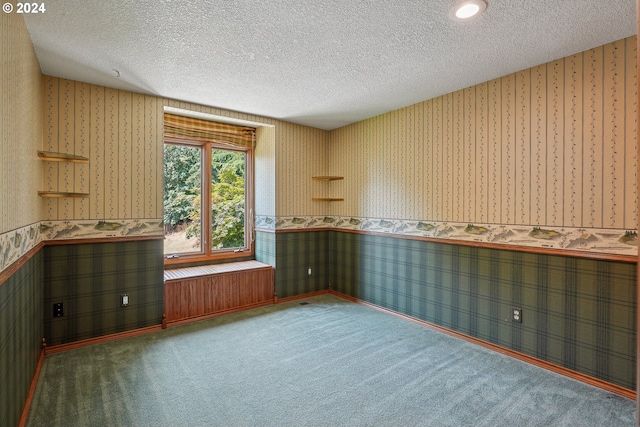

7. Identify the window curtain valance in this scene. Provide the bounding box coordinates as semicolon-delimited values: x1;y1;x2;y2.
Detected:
164;113;255;150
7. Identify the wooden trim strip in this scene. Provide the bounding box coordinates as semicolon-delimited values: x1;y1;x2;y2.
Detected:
164;251;256;266
635;3;640;420
329;289;636;400
276;289;330;304
44;235;164;246
17;347;45;427
0;242;44;288
164;301;274;328
274;227;333;234
45;325;163;355
255;227;276;233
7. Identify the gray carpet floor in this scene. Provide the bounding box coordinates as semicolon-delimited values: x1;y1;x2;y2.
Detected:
27;294;636;426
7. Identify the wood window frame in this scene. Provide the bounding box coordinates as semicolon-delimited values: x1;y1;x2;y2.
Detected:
163;137;255;265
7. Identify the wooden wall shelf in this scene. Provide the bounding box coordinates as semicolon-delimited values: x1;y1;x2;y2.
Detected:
38;191;89;198
312;176;344;181
38;151;90;197
312;175;344;201
38;151;89;164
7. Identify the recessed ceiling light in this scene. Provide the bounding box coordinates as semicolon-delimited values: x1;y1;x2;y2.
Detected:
449;0;487;22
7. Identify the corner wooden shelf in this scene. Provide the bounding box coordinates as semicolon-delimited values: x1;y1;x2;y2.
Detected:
312;176;344;181
38;151;89;164
38;191;89;198
38;150;90;198
312;175;344;201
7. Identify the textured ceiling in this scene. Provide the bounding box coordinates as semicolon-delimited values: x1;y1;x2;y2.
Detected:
24;0;636;130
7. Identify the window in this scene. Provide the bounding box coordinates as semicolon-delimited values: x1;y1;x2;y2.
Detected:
163;114;254;263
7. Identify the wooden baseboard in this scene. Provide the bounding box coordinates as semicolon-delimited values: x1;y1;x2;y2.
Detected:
329;289;636;401
45;325;163;355
18;347;45;427
277;289;330;304
164;289;332;326
164;300;275;328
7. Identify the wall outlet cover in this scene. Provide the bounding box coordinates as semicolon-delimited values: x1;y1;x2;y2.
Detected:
512;308;522;323
53;302;64;317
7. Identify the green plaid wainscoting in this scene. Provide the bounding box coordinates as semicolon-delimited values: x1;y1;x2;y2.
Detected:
0;250;43;427
43;240;164;346
329;231;637;390
274;230;331;299
255;230;276;268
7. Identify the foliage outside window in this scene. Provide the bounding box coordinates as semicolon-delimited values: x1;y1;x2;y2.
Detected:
163;140;253;262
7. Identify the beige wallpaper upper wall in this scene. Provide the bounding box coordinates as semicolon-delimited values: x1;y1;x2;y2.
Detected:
329;37;638;231
276;123;330;216
41;77;330;221
42;79;164;221
0;13;43;235
255;125;276;217
39;37;637;229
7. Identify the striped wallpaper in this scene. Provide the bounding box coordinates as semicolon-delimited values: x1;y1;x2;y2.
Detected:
255;125;276;217
329;37;638;232
275;123;330;216
0;11;43;236
42;81;162;221
41;77;331;223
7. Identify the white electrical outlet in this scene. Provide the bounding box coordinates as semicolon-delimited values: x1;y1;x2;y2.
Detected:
512;308;522;323
121;294;129;307
308;268;312;276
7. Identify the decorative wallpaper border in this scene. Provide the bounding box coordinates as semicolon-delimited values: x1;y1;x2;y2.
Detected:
0;223;42;274
256;215;276;230
258;216;638;257
40;219;164;241
3;214;635;276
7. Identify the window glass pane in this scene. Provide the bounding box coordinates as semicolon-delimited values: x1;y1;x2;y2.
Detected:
163;144;202;255
210;149;245;251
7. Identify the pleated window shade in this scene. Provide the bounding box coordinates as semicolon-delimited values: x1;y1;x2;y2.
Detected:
164;113;255;150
